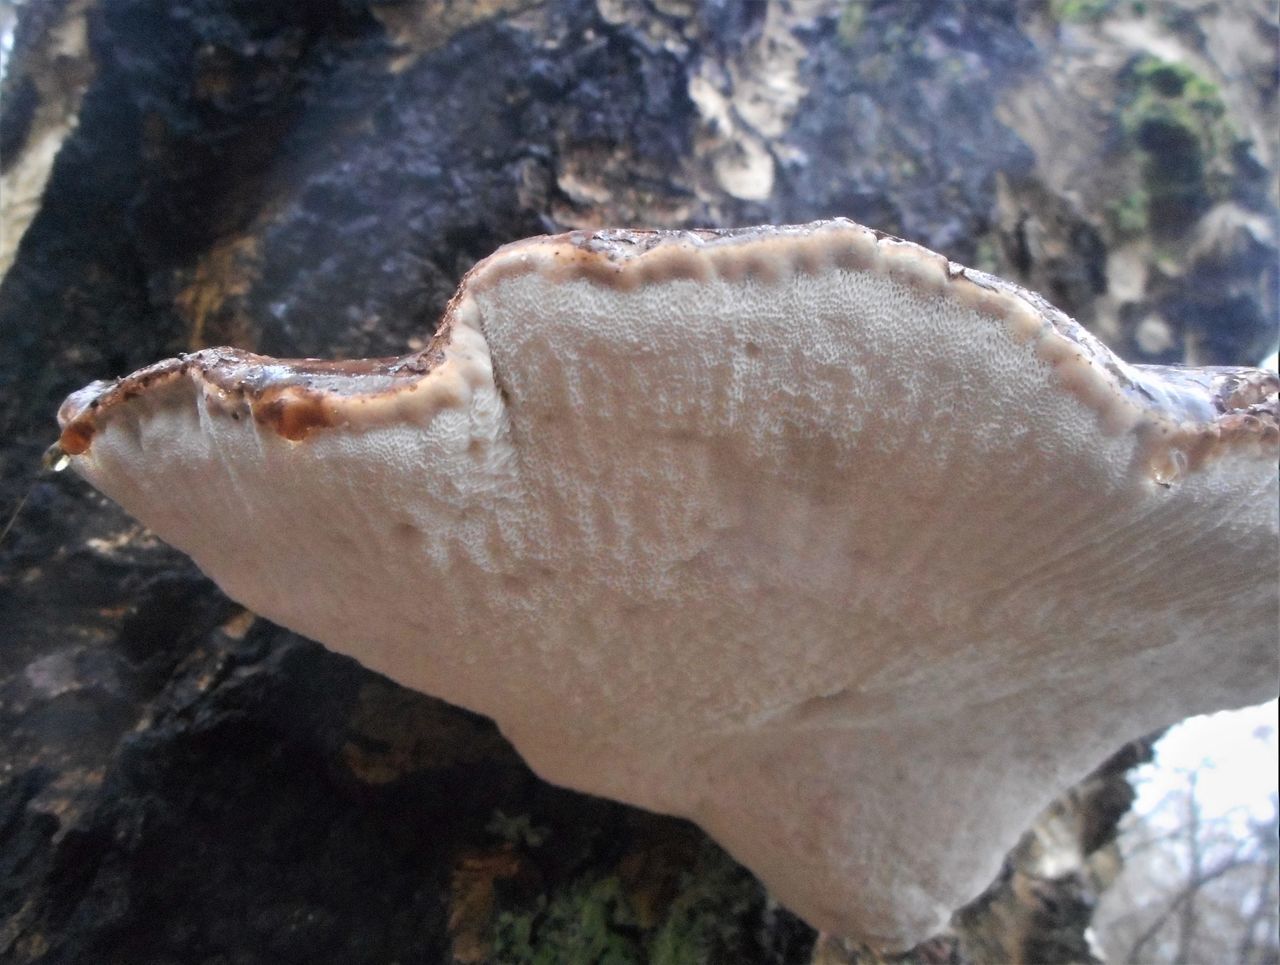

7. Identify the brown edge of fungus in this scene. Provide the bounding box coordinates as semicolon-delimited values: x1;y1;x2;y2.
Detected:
56;219;1280;483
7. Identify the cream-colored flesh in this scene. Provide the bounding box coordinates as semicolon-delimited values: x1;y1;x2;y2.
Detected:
66;225;1279;947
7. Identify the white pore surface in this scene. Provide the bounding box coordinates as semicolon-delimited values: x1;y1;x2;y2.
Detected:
74;261;1280;946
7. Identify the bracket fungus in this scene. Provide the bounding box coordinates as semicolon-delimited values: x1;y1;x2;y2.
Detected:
56;219;1279;947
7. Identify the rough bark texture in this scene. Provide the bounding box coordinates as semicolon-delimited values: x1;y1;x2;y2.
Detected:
0;1;1274;962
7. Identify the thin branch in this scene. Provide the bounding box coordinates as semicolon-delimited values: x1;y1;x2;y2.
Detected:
1236;840;1279;964
1124;854;1255;964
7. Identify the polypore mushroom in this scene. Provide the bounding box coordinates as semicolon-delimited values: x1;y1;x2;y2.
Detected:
56;219;1279;947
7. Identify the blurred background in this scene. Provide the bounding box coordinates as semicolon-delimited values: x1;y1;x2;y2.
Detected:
1;1;1276;962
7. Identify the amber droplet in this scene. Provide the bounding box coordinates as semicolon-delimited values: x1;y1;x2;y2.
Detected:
42;442;71;473
1151;448;1188;488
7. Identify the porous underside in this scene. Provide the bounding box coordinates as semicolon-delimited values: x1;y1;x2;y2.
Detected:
59;219;1280;947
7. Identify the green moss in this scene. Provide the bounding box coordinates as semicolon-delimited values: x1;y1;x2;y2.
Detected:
492;875;643;965
971;236;1001;275
487;809;550;848
490;842;765;964
1049;0;1149;24
647;846;761;965
1105;186;1151;238
836;3;867;46
1118;55;1237;231
1128;56;1224;109
1049;0;1114;23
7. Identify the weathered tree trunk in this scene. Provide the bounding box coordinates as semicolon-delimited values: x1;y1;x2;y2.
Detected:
1;1;1274;962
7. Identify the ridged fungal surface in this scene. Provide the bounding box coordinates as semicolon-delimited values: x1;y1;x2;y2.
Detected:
57;220;1280;947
